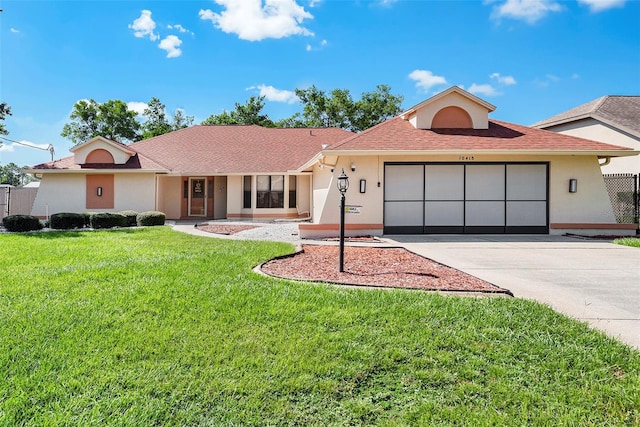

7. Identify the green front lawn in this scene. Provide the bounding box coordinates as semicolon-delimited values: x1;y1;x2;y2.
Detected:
614;236;640;248
1;227;638;426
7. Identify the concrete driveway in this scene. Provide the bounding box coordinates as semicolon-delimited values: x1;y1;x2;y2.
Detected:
385;234;640;350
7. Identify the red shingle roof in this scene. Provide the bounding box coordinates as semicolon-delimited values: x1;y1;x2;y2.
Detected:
128;125;353;174
33;125;353;173
327;117;635;152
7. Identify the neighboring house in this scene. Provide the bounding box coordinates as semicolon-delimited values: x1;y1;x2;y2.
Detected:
30;87;639;237
532;96;640;174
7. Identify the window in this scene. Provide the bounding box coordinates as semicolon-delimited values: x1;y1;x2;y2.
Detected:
257;175;284;208
243;176;252;209
289;176;297;209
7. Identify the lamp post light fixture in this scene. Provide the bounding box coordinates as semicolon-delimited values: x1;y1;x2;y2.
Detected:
337;169;349;272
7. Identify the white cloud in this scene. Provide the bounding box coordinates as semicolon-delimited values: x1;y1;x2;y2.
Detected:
305;39;327;51
578;0;626;12
490;72;517;85
199;0;314;41
159;35;183;58
129;10;159;41
168;24;194;35
488;0;563;24
127;101;148;115
468;83;499;96
408;70;448;92
10;28;20;33
249;84;299;103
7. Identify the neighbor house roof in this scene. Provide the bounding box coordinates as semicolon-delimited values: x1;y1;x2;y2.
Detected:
324;116;637;156
532;96;640;138
32;125;353;174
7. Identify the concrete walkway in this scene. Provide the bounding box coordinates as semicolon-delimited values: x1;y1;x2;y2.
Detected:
385;234;640;350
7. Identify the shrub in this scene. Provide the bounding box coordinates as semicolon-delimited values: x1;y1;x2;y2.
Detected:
118;210;139;227
90;213;127;229
50;212;86;230
82;212;94;227
136;211;166;227
2;215;44;232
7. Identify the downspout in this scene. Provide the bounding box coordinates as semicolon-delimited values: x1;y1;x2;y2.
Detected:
599;157;611;167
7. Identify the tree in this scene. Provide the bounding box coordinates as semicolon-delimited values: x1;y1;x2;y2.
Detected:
290;84;403;132
0;102;12;135
353;84;404;131
0;163;25;186
61;99;140;145
141;97;172;139
141;98;195;139
202;96;274;127
171;108;194;131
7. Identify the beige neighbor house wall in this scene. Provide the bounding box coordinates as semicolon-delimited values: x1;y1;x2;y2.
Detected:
31;173;157;218
300;154;624;238
542;119;640;174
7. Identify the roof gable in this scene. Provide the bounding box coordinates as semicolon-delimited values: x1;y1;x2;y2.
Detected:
401;86;497;130
70;136;136;165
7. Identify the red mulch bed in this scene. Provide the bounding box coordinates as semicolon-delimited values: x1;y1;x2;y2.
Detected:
261;245;510;294
197;224;259;235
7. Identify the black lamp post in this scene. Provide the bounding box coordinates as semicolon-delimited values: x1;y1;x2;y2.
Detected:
337;168;349;272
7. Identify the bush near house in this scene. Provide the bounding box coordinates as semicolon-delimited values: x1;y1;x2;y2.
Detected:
118;210;139;227
50;212;86;230
82;212;94;227
136;211;165;227
2;214;43;232
90;212;127;229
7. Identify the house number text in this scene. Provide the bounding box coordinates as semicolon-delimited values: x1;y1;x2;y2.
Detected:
458;156;475;161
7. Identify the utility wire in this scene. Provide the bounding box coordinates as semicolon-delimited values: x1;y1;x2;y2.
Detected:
0;136;55;161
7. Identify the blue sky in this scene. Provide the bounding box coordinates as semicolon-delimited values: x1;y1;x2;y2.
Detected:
1;0;639;167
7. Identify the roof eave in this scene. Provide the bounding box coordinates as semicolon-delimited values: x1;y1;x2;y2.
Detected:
325;149;639;158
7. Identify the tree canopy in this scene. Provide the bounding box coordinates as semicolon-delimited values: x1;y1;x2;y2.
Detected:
202;96;274;127
0;163;33;187
141;97;194;139
0;102;12;136
201;85;404;133
59;84;403;146
61;99;140;145
292;84;403;132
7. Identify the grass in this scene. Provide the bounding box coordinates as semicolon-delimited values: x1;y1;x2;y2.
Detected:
614;236;640;248
1;227;639;426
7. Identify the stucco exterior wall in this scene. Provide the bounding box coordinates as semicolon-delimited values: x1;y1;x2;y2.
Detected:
226;175;243;217
32;174;87;217
410;92;490;130
543;118;640;173
31;173;157;217
157;175;182;220
297;174;311;217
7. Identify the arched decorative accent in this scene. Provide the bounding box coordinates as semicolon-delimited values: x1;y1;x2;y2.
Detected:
85;149;115;164
432;106;473;128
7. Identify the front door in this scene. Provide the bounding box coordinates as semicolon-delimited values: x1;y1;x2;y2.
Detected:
189;177;207;217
